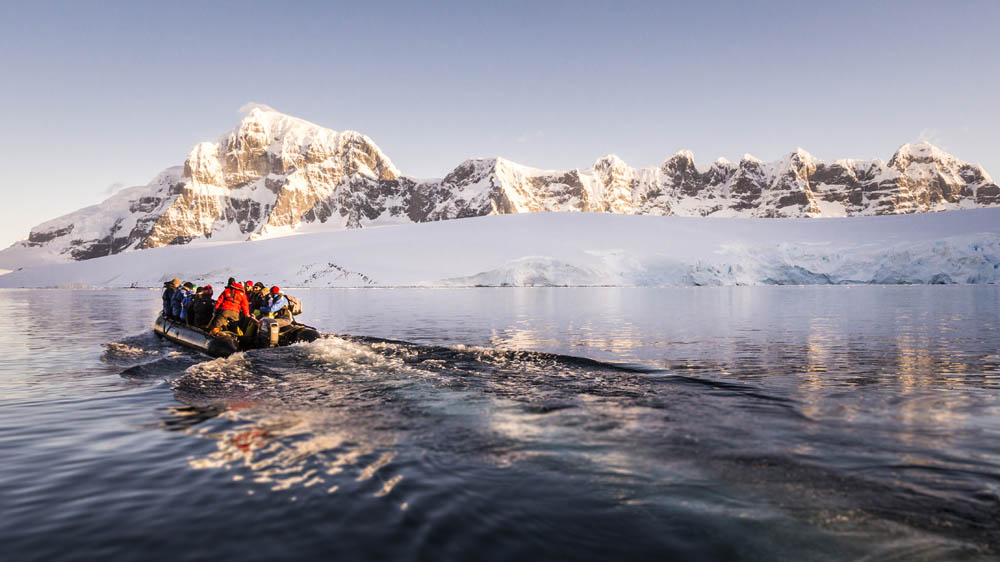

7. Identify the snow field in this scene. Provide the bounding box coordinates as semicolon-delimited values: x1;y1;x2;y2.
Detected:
1;210;998;288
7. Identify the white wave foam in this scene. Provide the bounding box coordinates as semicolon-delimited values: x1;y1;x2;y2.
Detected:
299;337;410;376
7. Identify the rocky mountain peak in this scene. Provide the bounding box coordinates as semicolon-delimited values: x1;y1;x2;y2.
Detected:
232;108;273;149
888;141;955;169
593;154;628;172
788;147;816;163
672;149;696;161
442;157;496;184
660;150;697;176
774;148;819;177
194;106;400;185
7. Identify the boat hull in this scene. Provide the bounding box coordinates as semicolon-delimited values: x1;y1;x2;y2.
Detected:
154;314;239;358
153;314;321;357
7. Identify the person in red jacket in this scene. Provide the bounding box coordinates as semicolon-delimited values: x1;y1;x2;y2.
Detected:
209;277;251;334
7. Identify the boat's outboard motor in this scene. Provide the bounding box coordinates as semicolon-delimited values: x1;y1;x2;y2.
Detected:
258;318;290;348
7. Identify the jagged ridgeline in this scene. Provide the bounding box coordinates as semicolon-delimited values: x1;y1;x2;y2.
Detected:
11;107;1000;262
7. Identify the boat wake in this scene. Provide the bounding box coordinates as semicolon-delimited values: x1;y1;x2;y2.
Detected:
108;332;1000;558
103;332;205;380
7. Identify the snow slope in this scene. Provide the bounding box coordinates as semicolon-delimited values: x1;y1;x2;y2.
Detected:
2;209;998;288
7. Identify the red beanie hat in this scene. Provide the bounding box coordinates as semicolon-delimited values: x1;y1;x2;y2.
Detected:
271;286;280;294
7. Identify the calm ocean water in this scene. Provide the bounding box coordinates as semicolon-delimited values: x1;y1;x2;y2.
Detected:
2;286;999;561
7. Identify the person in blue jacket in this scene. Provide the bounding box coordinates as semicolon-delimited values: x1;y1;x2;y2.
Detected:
259;286;292;320
171;282;195;319
180;284;200;323
162;278;181;318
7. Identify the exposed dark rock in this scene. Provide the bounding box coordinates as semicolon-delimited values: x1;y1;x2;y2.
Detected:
26;225;74;246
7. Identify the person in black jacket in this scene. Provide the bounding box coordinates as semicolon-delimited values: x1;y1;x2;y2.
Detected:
190;285;216;328
248;282;267;317
162;278;181;318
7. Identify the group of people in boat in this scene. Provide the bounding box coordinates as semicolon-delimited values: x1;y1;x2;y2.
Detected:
161;276;297;336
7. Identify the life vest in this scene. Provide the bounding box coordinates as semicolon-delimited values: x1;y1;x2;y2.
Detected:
215;284;249;315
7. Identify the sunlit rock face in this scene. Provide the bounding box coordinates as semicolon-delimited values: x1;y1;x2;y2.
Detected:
9;108;404;263
164;107;401;242
414;143;998;223
6;107;999;265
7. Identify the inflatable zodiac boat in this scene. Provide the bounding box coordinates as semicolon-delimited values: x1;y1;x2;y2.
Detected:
154;313;321;358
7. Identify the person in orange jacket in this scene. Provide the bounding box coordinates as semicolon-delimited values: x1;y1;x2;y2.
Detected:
208;277;251;334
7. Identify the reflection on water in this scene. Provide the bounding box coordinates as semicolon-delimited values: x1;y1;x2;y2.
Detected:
2;286;1000;561
173;339;414;496
170;328;1000;558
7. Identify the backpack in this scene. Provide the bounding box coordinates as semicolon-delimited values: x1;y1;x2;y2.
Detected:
285;294;303;315
180;291;197;320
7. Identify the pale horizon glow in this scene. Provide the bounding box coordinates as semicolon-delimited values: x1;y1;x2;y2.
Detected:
0;0;998;247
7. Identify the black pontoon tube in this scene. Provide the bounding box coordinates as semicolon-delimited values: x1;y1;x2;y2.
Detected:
154;313;239;358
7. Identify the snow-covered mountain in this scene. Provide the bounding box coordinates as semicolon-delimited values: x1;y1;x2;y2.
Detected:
4;108;401;268
3;106;998;269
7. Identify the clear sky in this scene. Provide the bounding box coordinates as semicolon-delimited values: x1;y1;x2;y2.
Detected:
1;0;997;248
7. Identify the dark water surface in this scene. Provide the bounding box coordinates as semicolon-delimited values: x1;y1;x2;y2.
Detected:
2;287;999;561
